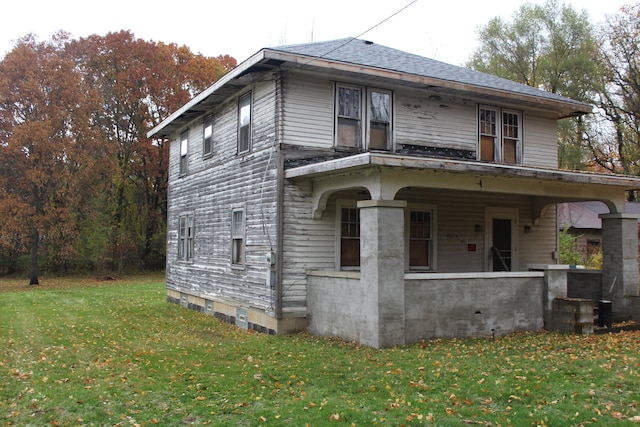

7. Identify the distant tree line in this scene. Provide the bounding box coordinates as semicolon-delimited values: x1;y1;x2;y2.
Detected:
0;30;235;282
467;1;640;179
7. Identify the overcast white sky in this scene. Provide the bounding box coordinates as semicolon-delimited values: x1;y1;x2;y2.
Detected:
0;0;632;67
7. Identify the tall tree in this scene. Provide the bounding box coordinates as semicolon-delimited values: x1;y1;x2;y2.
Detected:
68;31;236;274
0;33;104;283
467;0;601;169
593;4;640;177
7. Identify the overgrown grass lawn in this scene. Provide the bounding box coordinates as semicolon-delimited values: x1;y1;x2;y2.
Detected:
1;276;640;426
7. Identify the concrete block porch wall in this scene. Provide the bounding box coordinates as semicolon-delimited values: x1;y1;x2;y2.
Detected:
307;271;547;347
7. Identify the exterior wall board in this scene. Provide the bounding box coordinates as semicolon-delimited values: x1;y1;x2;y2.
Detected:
394;92;476;152
523;115;559;167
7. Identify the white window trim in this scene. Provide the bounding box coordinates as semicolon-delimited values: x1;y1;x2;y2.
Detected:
231;205;246;268
366;88;393;151
203;114;214;158
178;212;194;263
179;129;188;177
335;84;363;150
477;105;523;164
335;199;360;271
404;204;438;271
237;92;252;155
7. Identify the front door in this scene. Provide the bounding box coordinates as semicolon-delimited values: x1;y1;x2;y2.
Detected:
485;208;518;272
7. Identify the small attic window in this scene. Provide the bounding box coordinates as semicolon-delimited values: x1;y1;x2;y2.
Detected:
364;40;374;45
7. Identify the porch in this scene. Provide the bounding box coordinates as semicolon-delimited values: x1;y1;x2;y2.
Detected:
285;153;640;347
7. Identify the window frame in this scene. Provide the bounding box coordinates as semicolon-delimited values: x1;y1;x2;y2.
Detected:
237;92;252;154
179;130;188;176
178;212;194;262
231;206;246;268
203;114;214;158
334;84;393;151
335;84;363;150
335;200;361;270
502;109;521;164
478;106;522;164
367;89;393;151
405;205;437;271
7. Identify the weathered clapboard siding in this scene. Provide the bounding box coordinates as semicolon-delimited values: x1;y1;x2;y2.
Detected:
281;72;334;148
523;114;559;168
394;91;477;152
166;79;280;311
280;180;340;316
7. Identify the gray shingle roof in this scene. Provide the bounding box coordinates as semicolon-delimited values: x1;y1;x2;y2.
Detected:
270;38;590;110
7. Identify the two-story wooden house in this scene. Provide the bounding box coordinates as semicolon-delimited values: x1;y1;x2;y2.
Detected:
149;39;640;347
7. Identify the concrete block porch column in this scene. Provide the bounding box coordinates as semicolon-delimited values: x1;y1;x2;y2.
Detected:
599;213;639;318
357;199;407;348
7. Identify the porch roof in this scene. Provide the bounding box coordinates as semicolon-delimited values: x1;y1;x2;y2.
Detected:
284;153;640;219
284;152;640;187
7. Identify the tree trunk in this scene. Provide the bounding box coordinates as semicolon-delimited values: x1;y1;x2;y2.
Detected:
29;227;39;285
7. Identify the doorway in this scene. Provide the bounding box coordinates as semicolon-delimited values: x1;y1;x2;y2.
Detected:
485;208;519;272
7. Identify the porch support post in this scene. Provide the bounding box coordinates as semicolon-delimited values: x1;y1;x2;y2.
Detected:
599;213;639;318
357;199;407;348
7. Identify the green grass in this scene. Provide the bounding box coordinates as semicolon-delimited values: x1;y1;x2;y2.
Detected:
1;277;640;426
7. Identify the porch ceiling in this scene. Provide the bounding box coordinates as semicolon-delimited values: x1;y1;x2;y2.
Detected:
284;153;640;219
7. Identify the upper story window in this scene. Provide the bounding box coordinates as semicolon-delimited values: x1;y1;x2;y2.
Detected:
369;90;391;150
203;114;214;158
479;107;522;164
179;130;188;176
336;86;361;149
335;84;392;151
238;92;252;154
178;213;194;262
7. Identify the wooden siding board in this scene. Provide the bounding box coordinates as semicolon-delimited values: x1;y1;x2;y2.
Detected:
523;115;559;167
281;73;334;148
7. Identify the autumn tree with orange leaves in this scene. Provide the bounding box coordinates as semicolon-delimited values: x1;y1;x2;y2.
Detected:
0;31;235;280
0;33;106;284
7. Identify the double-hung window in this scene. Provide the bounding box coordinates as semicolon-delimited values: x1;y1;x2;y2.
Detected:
203;114;214;158
178;213;194;262
339;205;360;268
231;208;245;266
179;130;188;176
336;86;362;149
479;107;522;164
238;92;252;154
368;90;391;150
335;84;392;150
407;208;436;270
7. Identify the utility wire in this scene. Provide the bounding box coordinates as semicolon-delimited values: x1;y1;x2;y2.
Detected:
302;0;419;65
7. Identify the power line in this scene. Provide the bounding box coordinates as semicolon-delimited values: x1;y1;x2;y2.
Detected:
302;0;419;64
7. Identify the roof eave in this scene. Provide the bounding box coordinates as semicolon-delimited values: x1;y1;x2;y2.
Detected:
147;50;269;139
148;47;592;139
263;49;593;117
